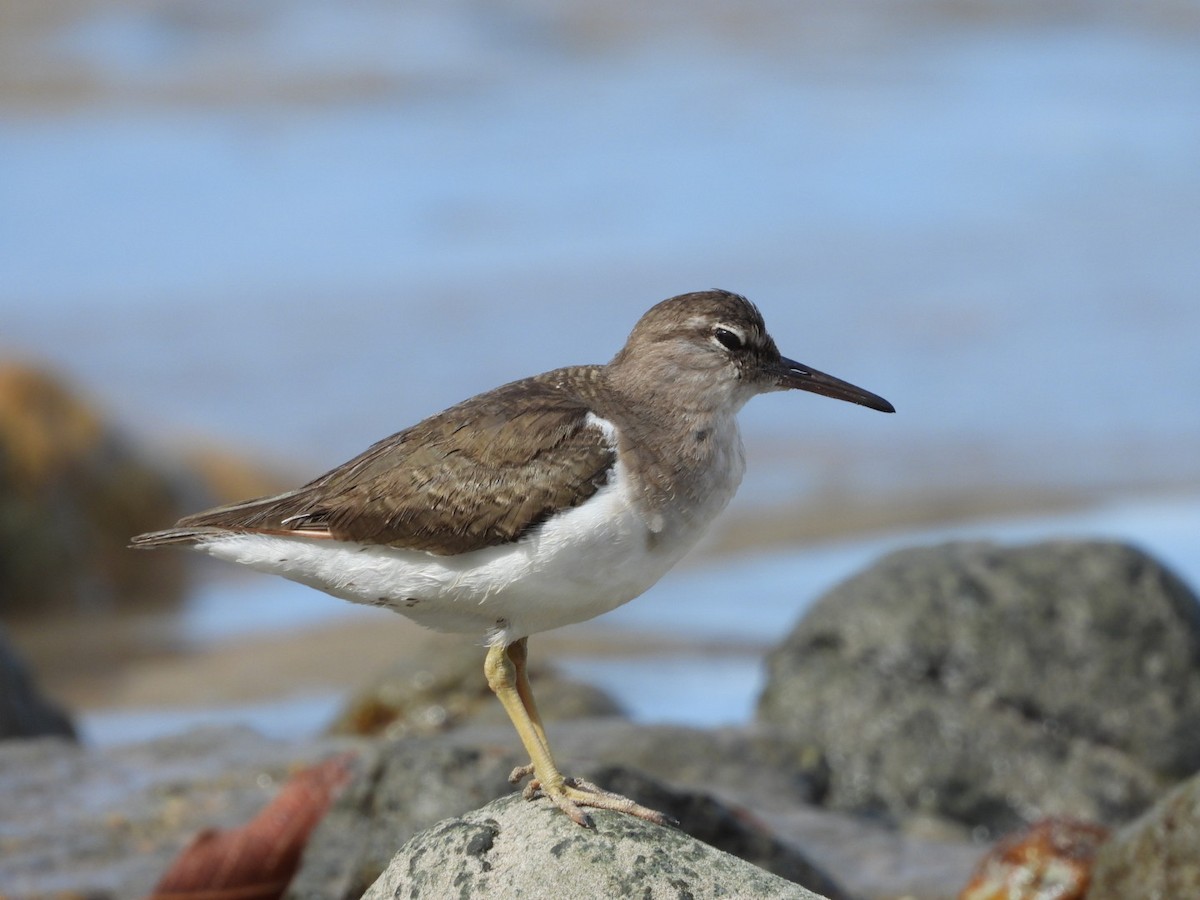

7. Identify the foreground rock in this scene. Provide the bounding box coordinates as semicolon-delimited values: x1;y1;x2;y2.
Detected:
1089;770;1200;899
759;540;1200;836
363;793;826;900
287;732;848;899
1;720;987;899
0;624;75;739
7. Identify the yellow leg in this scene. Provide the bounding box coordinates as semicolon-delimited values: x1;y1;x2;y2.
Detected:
504;638;558;796
507;638;549;750
483;639;671;828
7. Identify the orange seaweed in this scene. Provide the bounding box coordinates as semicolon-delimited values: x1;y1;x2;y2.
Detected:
147;753;355;900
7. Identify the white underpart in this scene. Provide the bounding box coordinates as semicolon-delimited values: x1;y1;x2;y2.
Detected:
195;413;746;646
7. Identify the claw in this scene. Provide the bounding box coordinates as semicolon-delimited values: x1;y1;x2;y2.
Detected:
518;774;674;828
508;763;536;785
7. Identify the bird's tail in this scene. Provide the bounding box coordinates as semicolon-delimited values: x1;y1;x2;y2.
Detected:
129;527;230;549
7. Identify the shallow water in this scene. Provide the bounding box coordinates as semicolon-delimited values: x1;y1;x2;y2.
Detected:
4;2;1200;746
77;492;1200;745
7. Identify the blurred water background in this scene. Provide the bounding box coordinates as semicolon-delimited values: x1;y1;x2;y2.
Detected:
2;0;1199;744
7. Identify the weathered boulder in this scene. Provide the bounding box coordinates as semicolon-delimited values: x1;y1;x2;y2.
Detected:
758;540;1200;835
0;624;75;740
286;732;847;900
361;793;826;900
1089;770;1200;899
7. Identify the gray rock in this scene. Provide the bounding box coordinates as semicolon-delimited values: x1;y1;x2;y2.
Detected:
362;793;826;900
1090;771;1200;899
758;540;1200;835
0;725;354;898
0;625;75;740
288;732;849;900
582;765;852;900
1;718;983;900
285;739;520;900
549;721;831;811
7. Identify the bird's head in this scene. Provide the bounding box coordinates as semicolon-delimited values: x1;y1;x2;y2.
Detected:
611;289;895;415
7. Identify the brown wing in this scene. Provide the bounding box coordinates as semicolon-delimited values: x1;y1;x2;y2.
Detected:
134;368;617;555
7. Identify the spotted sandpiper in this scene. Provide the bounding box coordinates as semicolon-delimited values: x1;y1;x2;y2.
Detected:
132;289;893;826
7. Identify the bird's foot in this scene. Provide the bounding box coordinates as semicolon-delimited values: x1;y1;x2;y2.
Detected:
508;764;675;828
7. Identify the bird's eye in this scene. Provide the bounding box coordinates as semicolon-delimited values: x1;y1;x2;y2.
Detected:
713;327;744;351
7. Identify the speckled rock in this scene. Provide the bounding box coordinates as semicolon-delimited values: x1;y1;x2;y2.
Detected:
758;540;1200;835
1089;771;1200;899
287;733;848;900
582;766;852;899
362;793;826;900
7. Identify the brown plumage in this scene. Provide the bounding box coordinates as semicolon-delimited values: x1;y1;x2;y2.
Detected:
133;368;618;555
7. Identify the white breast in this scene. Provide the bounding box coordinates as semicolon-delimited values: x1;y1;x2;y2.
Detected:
195;413;745;645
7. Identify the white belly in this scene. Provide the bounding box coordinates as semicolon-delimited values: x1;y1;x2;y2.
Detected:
195;433;744;645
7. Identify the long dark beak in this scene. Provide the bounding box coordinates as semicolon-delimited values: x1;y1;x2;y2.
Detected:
776;356;895;413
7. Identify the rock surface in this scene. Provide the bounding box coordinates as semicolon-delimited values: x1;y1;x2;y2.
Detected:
287;731;848;900
1089;770;1200;899
285;739;520;899
0;726;354;898
582;765;852;900
362;793;826;900
0;624;76;740
758;540;1200;835
0;720;986;899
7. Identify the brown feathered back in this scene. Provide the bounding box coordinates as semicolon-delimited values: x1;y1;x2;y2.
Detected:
134;367;617;555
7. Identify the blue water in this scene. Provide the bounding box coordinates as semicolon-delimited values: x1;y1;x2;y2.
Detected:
3;7;1199;506
5;3;1200;745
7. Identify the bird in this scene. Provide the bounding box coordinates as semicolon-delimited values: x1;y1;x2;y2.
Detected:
131;289;894;827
